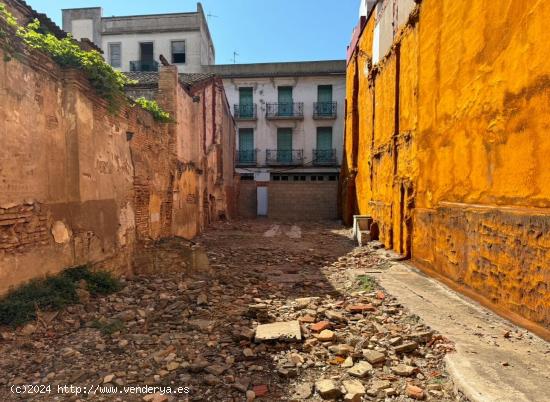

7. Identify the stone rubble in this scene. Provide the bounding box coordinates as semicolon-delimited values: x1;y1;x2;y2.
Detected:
0;221;466;401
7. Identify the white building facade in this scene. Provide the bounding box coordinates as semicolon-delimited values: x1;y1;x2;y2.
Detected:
203;61;346;219
62;3;214;73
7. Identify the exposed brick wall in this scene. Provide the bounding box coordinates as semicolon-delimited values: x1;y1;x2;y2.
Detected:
268;182;338;221
0;202;49;253
0;5;236;295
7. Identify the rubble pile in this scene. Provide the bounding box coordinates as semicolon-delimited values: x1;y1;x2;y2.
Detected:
0;221;465;401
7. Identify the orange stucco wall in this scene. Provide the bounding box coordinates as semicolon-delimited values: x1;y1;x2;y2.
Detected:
342;0;550;328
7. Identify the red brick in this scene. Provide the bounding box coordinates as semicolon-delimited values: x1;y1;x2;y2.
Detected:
310;321;330;332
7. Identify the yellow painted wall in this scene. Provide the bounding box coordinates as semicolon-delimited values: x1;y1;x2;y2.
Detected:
342;0;550;328
355;17;375;215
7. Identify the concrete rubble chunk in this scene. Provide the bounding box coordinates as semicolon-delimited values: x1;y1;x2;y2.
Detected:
315;379;341;400
371;379;391;391
255;321;302;342
392;363;416;376
362;349;385;364
347;360;372;377
316;329;335;342
291;382;313;401
325;310;346;322
343;379;366;402
394;341;418;353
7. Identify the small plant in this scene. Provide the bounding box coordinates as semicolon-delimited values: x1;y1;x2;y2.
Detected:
356;274;375;292
0;4;17;28
0;4;19;61
91;318;124;336
17;19;133;112
0;265;121;327
0;8;134;112
133;97;172;122
63;266;121;295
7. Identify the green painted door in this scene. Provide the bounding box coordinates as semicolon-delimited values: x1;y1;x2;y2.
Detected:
278;86;293;116
318;85;333;116
277;128;292;163
316;127;333;163
239;128;254;163
239;87;253;118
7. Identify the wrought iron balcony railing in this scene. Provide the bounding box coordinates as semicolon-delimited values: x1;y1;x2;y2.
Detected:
233;104;257;120
265;103;304;119
129;60;159;72
313;102;337;119
236;149;258;166
313;149;338;165
266;149;304;165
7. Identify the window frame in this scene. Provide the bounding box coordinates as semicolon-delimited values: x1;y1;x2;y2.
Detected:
171;40;186;64
108;42;122;68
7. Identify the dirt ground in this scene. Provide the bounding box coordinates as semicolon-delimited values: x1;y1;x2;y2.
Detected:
0;220;465;401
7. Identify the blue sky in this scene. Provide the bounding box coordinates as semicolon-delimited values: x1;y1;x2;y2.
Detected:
25;0;360;64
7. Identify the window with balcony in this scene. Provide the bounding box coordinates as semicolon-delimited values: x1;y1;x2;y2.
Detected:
130;42;158;71
314;127;337;165
278;86;293;117
314;85;337;119
236;87;255;119
237;128;255;165
171;40;186;64
266;87;303;119
277;128;293;163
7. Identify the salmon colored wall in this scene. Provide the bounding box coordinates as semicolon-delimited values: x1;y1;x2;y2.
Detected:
342;0;550;328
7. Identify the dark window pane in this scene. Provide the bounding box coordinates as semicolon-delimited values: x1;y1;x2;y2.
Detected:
171;41;186;64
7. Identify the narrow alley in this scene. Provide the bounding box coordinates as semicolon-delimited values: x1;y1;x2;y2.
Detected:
0;221;467;401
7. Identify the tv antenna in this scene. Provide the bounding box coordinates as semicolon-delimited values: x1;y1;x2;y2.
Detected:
232;51;239;64
207;13;218;21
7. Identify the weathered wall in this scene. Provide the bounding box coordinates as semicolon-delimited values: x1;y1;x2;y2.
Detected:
0;40;164;294
127;70;238;239
343;0;550;328
0;5;236;294
269;182;338;221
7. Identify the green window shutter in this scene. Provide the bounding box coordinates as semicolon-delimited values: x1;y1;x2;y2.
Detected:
317;85;333;116
318;85;333;102
239;129;254;150
239;88;253;118
317;127;333;149
239;128;254;163
316;127;333;163
277;128;292;162
278;86;293;116
239;88;253;104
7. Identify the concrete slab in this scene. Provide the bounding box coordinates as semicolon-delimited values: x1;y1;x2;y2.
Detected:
255;320;302;342
370;262;550;402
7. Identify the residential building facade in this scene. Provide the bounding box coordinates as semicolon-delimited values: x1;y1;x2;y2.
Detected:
62;3;214;73
203;61;346;220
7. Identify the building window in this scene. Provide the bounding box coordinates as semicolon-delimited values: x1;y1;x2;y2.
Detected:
108;43;121;68
171;41;186;64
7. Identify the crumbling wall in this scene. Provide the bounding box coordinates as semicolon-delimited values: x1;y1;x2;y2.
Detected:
343;0;550;327
0;42;165;294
